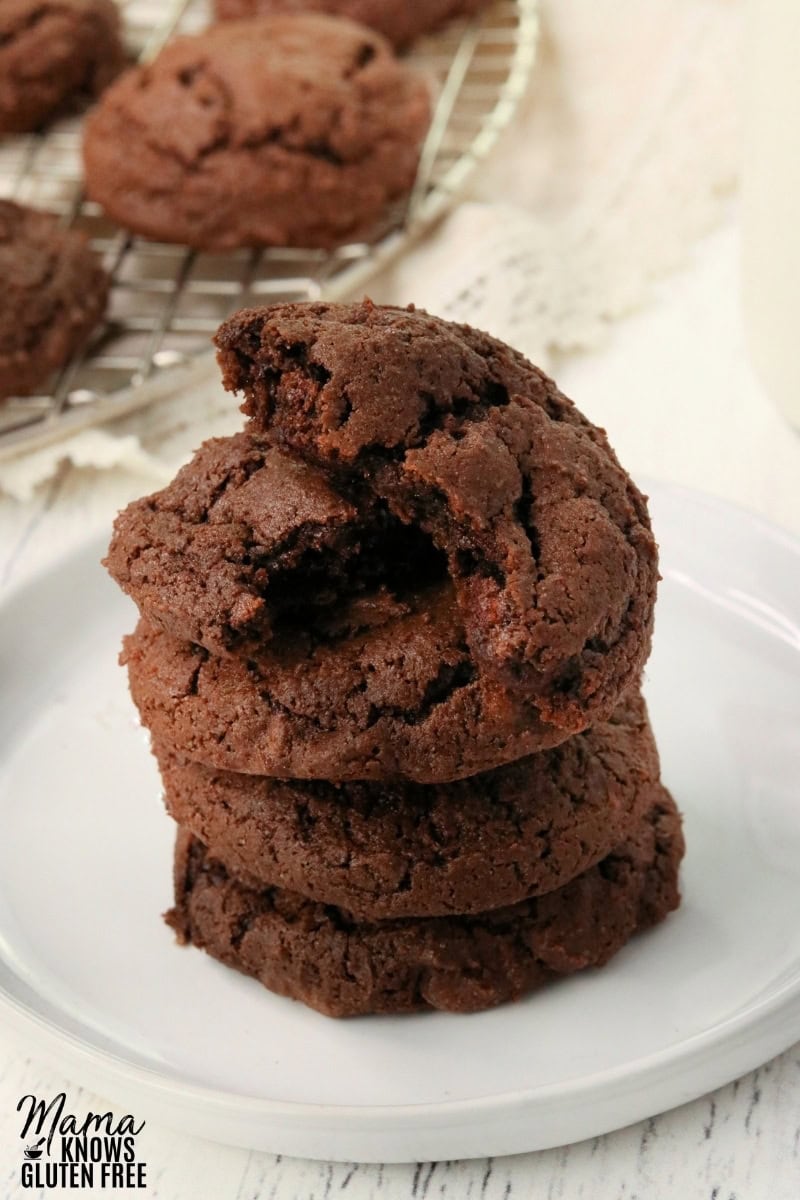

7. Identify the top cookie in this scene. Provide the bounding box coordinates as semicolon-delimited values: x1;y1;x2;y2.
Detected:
82;16;431;250
212;0;492;49
0;0;124;133
0;201;110;401
215;302;659;735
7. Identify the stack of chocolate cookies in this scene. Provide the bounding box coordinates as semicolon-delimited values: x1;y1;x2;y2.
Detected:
106;301;684;1018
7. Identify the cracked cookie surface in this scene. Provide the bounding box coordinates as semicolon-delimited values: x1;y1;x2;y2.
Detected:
166;791;684;1017
82;15;431;250
0;201;109;401
106;433;441;657
212;0;492;49
157;693;662;919
123;579;576;783
0;0;124;133
216;302;659;735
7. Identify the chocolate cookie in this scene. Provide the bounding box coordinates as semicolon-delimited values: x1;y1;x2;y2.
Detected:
213;0;492;49
106;433;436;657
216;302;659;735
122;581;580;783
82;16;431;250
0;0;124;133
156;693;662;919
0;201;109;402
166;793;684;1017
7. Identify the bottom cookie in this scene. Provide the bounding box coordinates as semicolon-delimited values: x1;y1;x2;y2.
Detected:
166;792;684;1017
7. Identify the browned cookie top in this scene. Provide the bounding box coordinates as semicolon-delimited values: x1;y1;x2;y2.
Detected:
216;302;659;734
0;0;125;133
123;579;580;783
213;0;492;49
167;791;684;1017
82;16;431;250
157;693;663;919
0;201;109;401
106;433;440;656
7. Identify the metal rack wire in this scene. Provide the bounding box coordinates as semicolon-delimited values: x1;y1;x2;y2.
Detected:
0;0;539;462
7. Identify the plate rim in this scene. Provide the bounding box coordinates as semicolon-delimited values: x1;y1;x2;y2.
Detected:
3;954;800;1160
3;949;800;1117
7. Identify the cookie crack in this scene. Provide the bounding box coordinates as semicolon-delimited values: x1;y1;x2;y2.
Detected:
135;57;386;171
0;3;50;45
366;658;477;730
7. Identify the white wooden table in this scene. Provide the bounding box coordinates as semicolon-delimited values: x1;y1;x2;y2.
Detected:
1;221;798;1198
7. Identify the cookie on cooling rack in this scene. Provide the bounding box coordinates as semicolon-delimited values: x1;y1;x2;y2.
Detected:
82;15;431;251
166;793;684;1017
156;693;664;920
0;0;125;133
212;0;493;49
0;201;109;402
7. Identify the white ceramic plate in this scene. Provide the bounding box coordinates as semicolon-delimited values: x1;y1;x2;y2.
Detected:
1;481;799;1163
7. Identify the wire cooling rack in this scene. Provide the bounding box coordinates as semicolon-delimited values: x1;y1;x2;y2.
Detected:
0;0;539;462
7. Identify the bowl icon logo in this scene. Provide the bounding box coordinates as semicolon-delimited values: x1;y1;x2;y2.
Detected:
23;1137;46;1160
